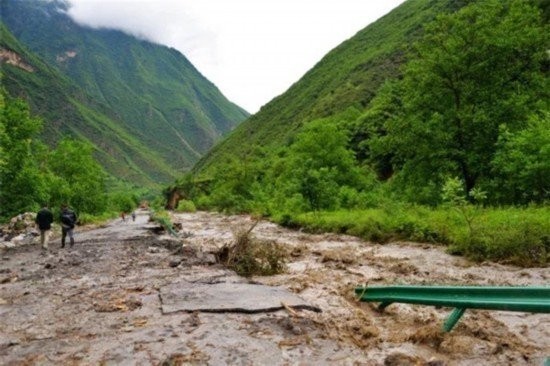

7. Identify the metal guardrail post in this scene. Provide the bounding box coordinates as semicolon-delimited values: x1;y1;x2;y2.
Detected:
442;308;466;332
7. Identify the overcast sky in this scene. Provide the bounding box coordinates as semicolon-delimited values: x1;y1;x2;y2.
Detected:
67;0;406;113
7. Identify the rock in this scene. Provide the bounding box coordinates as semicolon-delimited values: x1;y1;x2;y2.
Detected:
11;234;25;243
8;212;36;233
169;259;181;268
202;254;217;265
384;352;422;366
1;242;16;250
181;244;197;257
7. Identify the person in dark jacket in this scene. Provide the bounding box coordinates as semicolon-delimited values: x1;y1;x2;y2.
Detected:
35;205;54;250
60;204;77;248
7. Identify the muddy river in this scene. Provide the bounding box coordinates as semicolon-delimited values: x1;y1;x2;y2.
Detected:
0;210;548;365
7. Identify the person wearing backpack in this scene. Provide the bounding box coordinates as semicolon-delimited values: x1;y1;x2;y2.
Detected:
60;204;77;248
35;204;54;251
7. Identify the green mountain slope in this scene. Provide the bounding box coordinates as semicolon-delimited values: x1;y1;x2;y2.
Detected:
193;0;463;173
1;24;177;185
183;0;547;211
1;0;249;183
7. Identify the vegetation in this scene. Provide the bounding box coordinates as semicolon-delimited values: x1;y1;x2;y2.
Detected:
175;199;197;213
0;92;141;222
365;0;548;204
1;0;248;185
150;209;177;236
171;0;549;267
292;206;548;267
0;23;176;186
218;224;287;277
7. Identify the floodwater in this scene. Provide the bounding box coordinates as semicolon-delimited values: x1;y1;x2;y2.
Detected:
0;210;548;365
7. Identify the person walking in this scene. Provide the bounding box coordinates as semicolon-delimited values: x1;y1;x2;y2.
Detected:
60;204;77;248
35;205;54;251
131;211;136;222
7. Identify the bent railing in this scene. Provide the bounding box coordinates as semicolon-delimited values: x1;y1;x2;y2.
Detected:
354;285;550;332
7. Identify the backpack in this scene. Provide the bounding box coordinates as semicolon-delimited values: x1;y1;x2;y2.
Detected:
61;211;74;227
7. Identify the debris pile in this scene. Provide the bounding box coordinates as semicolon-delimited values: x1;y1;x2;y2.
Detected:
0;212;39;249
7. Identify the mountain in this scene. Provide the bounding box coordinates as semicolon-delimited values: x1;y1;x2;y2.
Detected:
191;0;464;174
182;0;547;210
1;25;174;186
1;0;249;186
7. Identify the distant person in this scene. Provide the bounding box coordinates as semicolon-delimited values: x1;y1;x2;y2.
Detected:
131;211;136;222
121;212;126;222
35;204;54;251
60;204;77;248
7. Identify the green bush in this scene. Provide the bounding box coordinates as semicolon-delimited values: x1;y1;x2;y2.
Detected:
175;199;196;213
108;191;138;213
447;209;549;266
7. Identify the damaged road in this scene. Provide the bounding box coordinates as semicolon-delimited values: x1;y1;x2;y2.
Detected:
0;210;548;365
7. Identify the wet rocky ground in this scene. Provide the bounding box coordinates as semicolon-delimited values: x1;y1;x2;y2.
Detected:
0;210;548;365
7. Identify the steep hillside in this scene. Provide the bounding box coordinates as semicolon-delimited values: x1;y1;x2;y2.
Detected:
193;0;463;173
178;0;547;212
1;24;176;186
2;0;249;183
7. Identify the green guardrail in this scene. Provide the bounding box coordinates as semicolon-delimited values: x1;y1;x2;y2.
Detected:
354;285;550;332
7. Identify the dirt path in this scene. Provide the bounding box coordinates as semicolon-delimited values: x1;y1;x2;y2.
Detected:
0;210;548;365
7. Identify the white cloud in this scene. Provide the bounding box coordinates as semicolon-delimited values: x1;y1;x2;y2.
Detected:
67;0;406;113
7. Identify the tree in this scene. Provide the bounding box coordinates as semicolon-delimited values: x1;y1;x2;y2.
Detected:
374;0;548;201
0;96;48;218
274;119;367;211
491;113;550;204
48;139;107;214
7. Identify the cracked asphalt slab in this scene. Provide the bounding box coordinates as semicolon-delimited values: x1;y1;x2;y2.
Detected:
0;210;548;365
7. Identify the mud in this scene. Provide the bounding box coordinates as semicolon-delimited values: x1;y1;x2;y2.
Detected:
0;210;548;365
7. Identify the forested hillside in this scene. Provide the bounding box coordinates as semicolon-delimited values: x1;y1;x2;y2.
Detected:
173;0;549;265
1;0;248;184
192;0;465;172
184;0;548;206
1;25;176;185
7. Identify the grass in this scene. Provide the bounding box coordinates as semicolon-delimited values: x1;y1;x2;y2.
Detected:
78;212;119;225
150;210;178;236
286;205;549;267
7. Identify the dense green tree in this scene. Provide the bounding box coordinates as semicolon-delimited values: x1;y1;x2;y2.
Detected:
107;191;138;213
48;139;108;214
371;0;548;202
0;96;48;218
273;119;368;212
491;113;550;204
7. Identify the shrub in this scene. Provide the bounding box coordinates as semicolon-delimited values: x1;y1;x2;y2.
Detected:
218;224;287;277
175;199;196;213
150;210;177;236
